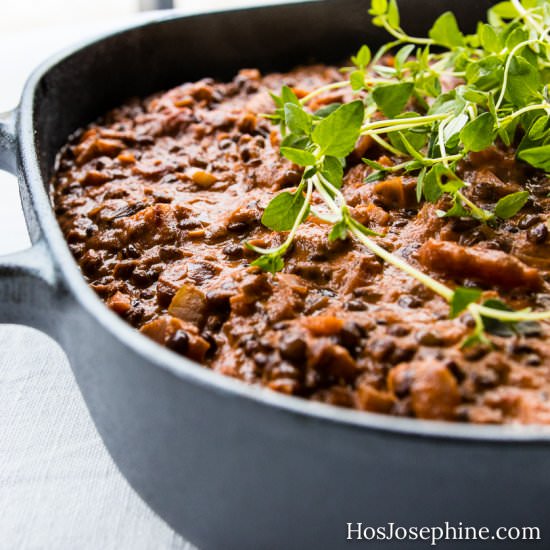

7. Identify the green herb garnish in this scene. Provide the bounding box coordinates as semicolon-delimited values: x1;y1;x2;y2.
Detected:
249;0;550;346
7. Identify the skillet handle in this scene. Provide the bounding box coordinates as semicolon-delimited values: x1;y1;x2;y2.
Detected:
0;108;60;335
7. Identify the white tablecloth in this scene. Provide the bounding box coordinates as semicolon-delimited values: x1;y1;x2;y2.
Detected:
0;326;192;549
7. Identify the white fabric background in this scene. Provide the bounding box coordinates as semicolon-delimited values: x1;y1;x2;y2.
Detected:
0;326;192;550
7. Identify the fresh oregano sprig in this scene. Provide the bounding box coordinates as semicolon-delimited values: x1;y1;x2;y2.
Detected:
249;0;550;346
247;97;380;268
346;0;550;222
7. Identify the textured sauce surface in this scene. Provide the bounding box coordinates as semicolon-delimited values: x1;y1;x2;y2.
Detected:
51;66;550;424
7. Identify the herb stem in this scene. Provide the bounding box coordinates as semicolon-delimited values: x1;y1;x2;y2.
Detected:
438;119;449;166
495;35;548;110
455;191;491;221
475;305;550;322
277;180;313;255
349;222;454;301
370;134;406;157
300;81;349;104
312;174;341;213
380;18;434;46
309;205;341;223
372;39;403;64
361;112;448;133
319;175;346;206
498;102;550;126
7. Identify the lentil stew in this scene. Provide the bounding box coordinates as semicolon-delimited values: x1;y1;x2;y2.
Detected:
51;62;550;424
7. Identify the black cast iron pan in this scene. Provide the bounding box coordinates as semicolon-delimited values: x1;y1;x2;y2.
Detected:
0;1;548;548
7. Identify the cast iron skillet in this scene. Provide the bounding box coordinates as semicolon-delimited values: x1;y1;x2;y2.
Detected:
1;1;549;548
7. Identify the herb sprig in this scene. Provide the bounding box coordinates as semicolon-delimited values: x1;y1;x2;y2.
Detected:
249;0;550;346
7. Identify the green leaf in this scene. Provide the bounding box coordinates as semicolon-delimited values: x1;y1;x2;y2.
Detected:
440;177;465;195
269;91;283;108
280;147;316;166
516;118;545;154
284;104;311;135
261;190;308;231
494;191;530;219
465;56;504;91
521;44;539;68
460;112;495;152
350;70;366;91
498;117;519;147
450;287;482;318
280;134;309;150
437;197;470;218
303;167;317;180
442;113;469;148
429;92;466;116
312;100;365;157
479;24;502;53
428;12;464;48
416;73;442;98
251;254;284;274
528;115;550;141
518;145;550;171
365;170;387;183
459;86;489;107
391;130;426;160
395;44;415;72
372;82;414;118
489;1;517;18
461;329;491;349
416;166;427;203
423;166;444;202
314;103;342;119
281;85;300;106
521;0;538;8
321;156;344;188
423;165;465;203
362;158;387;171
270;86;301;135
328;219;349;242
388;113;428;154
369;0;388;16
387;0;400;27
505;27;529;50
507;56;542;106
352;45;372;69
